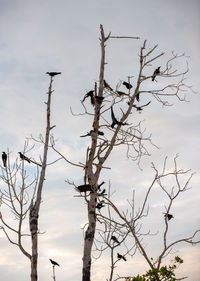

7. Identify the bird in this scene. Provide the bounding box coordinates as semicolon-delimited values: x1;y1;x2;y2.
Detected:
18;152;31;163
117;253;127;261
135;92;140;102
104;80;113;91
123;81;132;90
127;101;151;111
76;184;93;192
46;72;61;77
96;202;105;210
100;188;107;195
2;152;7;167
49;259;60;266
80;130;104;137
164;213;174;221
82;90;95;106
152;66;161;81
116;91;129;97
111;106;128;128
111;235;120;244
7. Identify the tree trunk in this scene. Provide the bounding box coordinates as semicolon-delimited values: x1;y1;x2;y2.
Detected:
82;193;97;281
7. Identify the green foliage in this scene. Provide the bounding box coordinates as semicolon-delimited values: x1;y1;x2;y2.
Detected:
125;256;184;281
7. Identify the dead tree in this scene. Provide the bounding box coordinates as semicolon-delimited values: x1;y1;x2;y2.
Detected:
0;74;58;281
52;24;195;281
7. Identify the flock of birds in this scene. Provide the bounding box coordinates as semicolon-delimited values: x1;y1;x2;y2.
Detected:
1;69;167;266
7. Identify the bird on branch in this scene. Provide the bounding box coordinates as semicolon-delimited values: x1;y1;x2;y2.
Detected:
152;66;161;81
76;184;93;192
49;259;60;266
122;81;132;90
111;235;120;244
80;130;104;137
96;202;105;210
127;101;151;111
116;91;129;97
18;152;31;163
164;213;174;221
111;106;128;128
2;152;7;167
82;90;95;106
117;253;127;261
46;72;61;77
104;80;113;91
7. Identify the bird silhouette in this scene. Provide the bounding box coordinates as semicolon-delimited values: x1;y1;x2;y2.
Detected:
96;202;105;210
104;80;113;91
80;130;104;137
49;259;60;266
123;81;132;90
46;72;61;77
127;101;151;111
164;213;174;221
2;152;7;167
18;152;31;163
82;90;95;106
111;235;120;244
152;67;161;81
111;106;128;128
116;91;129;97
117;253;127;261
76;184;93;192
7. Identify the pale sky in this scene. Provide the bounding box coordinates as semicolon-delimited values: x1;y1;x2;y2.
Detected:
0;0;200;280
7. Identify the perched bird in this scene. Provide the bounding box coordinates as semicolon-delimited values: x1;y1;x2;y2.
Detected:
123;81;132;90
135;92;140;102
80;130;104;137
111;235;120;244
111;106;128;128
96;202;105;210
2;152;7;167
100;188;107;195
18;152;31;163
82;90;95;106
117;253;127;261
104;80;113;91
152;66;161;81
46;72;61;77
127;101;151;111
49;259;60;266
76;184;93;192
116;91;129;97
164;213;174;221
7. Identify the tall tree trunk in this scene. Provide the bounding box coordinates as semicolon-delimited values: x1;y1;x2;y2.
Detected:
82;24;107;281
29;77;53;281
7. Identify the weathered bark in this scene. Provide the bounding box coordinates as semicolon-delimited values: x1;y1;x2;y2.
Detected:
82;25;107;281
29;77;53;281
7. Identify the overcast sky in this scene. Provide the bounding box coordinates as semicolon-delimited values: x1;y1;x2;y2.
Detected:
0;0;200;280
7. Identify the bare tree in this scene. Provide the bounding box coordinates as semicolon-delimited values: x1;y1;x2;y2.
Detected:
51;24;197;281
0;74;58;281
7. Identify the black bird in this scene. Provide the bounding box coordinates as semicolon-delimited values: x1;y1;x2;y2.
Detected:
111;235;120;244
127;101;151;111
100;188;107;195
111;106;128;128
80;130;104;137
76;184;93;192
116;91;129;97
123;81;132;90
49;259;60;266
2;152;7;167
82;90;95;106
135;92;140;102
152;66;161;81
18;152;31;163
104;80;113;91
96;202;105;210
46;72;61;77
164;213;174;221
117;253;127;261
